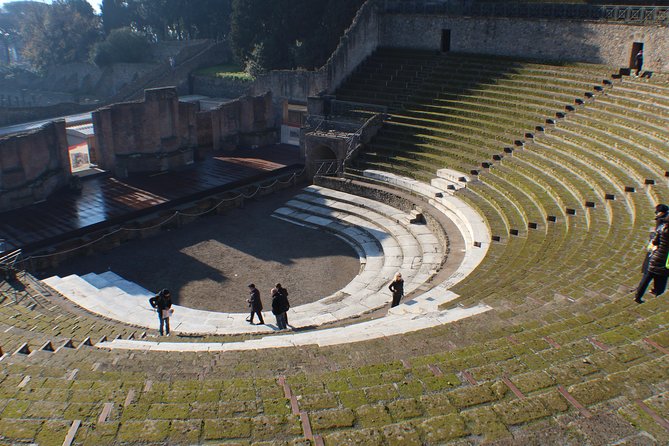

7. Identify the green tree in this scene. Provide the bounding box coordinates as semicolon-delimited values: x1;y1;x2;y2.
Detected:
20;0;101;71
230;0;364;74
91;27;151;66
101;0;132;35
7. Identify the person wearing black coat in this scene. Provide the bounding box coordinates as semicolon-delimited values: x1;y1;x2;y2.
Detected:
388;272;404;307
246;284;264;324
635;216;669;303
149;289;172;336
641;204;669;275
271;287;289;330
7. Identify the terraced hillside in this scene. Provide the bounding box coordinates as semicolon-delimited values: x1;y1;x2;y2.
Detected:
0;48;668;445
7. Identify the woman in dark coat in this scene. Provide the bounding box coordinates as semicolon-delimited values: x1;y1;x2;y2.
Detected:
388;272;404;307
635;217;669;303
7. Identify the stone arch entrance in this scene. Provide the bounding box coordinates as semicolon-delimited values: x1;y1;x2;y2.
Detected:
304;136;347;178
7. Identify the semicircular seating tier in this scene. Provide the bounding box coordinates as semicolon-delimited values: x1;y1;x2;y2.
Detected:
41;184;491;339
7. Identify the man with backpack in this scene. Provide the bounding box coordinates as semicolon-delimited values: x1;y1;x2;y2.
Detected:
149;289;173;336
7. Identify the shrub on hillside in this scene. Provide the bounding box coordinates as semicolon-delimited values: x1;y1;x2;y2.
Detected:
92;28;151;66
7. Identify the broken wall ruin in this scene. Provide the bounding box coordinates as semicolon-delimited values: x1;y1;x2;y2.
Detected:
0;121;70;212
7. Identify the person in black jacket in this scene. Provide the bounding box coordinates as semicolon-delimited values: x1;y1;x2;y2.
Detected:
641;204;669;275
246;284;264;324
149;289;173;336
635;216;669;303
388;272;404;307
271;283;290;329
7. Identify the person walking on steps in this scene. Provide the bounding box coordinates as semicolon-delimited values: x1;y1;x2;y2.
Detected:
246;283;264;324
635;215;669;303
388;272;404;308
640;204;669;275
149;289;173;336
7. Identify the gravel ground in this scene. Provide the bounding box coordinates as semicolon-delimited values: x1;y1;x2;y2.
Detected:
45;186;361;312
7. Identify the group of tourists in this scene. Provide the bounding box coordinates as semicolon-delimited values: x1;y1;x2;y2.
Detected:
246;283;290;329
634;203;669;304
148;272;407;336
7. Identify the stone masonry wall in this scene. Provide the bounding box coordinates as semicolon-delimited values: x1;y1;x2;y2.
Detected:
380;14;669;72
197;92;276;152
0;121;70;212
92;87;198;176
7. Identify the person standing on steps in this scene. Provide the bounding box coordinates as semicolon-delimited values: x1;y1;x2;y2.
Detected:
149;289;173;336
388;272;404;308
635;215;669;303
634;49;643;77
271;287;287;330
276;283;290;327
246;284;264;324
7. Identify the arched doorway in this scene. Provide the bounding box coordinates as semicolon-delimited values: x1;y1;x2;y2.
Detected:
308;145;340;177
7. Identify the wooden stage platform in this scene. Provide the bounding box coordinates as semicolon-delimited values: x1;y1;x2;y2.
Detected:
0;145;302;253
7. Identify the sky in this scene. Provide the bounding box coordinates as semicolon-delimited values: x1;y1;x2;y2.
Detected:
0;0;103;14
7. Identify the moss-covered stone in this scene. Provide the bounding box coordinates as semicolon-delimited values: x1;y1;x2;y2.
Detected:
493;396;551;425
382;422;422;446
219;400;258;417
323;378;350;392
147;403;191;419
323;427;384;445
568;378;620;406
339;390;368;409
79;421;120;446
461;406;511;442
188;402;219;419
32;420;73;446
395;379;424;398
448;384;498;409
0;400;30;418
298;392;338;411
252;415;301;440
263;398;291;416
0;419;41;441
419;413;468;442
63;403;99;421
356;404;392;428
117;419;170;442
510;371;555;394
202;417;252;440
419;392;456;416
365;384;399;403
168;419;202;444
387;398;422;421
310;408;355;430
24;400;68;419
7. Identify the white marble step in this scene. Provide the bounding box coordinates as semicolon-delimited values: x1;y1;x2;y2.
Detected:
363;169;491;290
99;302;493;352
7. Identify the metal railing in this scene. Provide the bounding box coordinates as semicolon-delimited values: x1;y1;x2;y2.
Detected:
314;159;344;177
382;1;669;25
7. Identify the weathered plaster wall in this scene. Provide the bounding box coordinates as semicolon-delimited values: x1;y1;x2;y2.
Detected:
380;14;669;72
0;121;69;212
